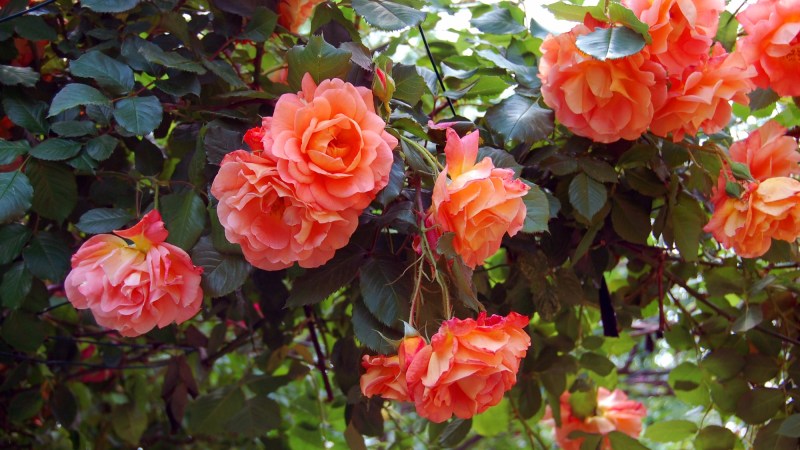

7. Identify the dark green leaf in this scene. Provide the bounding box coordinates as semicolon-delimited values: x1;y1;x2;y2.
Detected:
579;352;615;376
29;139;82;161
732;306;763;333
111;403;147;444
576;26;646;61
0;223;31;264
607;3;652;44
240;7;277;42
0;139;29;165
694;425;737;450
667;362;709;406
439;418;472;447
579;158;618;183
51;120;97;138
161;190;206;250
485;94;553;147
226;397;282;436
0;171;33;222
1;262;32;309
186;386;246;435
376;152;404;205
70;51;135;94
471;8;525;35
754;419;799;450
23;232;71;282
76;208;133;234
138;44;207;74
26;160;77;222
607;431;650;450
730;161;754;182
286;246;366;307
48;84;111;117
671;194;703;262
736;388;784;424
360;257;412;326
778;415;800;438
611;194;650;245
203;60;248;90
522;184;550;233
569;173;607;220
12;15;56;41
287;35;352;90
203;125;242;165
352;298;402;353
644;420;698;443
113;97;163;135
8;389;43;422
701;349;744;381
81;0;139;12
51;386;77;428
0;65;39;87
191;237;251;298
392;64;425;105
85;135;118;161
2;96;49;134
351;0;426;31
1;311;45;352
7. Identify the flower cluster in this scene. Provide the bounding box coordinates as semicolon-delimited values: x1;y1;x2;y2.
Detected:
539;0;757;143
704;121;800;258
545;388;647;450
419;127;529;268
211;74;397;270
64;211;204;337
360;312;531;423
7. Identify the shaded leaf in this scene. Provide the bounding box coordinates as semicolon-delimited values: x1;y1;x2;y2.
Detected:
76;208;133;234
351;0;426;31
113;96;163;135
48;84;111;117
486;94;553;147
0;171;33;223
576;26;646;61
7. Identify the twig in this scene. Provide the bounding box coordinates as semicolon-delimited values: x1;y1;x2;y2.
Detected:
0;0;56;24
304;305;334;402
417;25;456;117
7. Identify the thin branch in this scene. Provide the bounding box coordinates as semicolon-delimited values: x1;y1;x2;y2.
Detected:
0;0;57;24
417;25;456;117
304;305;334;402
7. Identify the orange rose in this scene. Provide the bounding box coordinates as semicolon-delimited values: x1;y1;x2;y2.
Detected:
361;336;426;402
10;38;46;67
427;128;528;268
211;149;359;270
405;312;531;423
729;120;800;182
546;388;647;450
737;0;800;97
259;73;397;212
705;177;800;258
64;211;204;337
623;0;724;75
278;0;324;33
650;44;755;141
539;23;667;143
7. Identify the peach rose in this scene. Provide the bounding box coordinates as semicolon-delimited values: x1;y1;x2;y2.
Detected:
546;388;647;450
539;23;667;143
623;0;724;75
278;0;324;33
650;44;755;141
211;149;359;270
405;312;531;423
705;177;800;258
361;336;426;402
737;0;800;97
254;74;397;212
427;128;528;268
64;211;204;337
729;120;800;182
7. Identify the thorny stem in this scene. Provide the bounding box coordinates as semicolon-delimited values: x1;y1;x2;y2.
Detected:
304;305;334;402
417;25;456;117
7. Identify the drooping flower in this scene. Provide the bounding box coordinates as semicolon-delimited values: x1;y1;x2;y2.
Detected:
650;44;756;141
64;210;204;337
211;149;359;270
405;312;531;423
623;0;724;75
538;23;668;143
546;388;647;450
278;0;325;34
361;336;426;402
426;128;529;268
729;120;800;182
737;0;800;97
256;73;397;212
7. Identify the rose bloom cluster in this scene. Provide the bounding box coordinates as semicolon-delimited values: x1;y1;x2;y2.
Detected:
538;0;768;143
418;126;529;268
64;211;204;337
545;388;647;450
211;74;397;270
360;312;531;423
705;121;800;258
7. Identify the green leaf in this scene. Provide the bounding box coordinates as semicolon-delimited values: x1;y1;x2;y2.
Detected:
186;386;246;436
730;161;755;182
0;139;30;165
8;389;43;423
85;135;118;161
755;419;799;450
50;386;77;428
0;223;31;264
352;297;403;353
439;418;472;447
12;15;56;41
226;397;282;437
376;152;404;206
29;138;82;161
351;0;426;31
160;190;206;250
70;51;135;94
576;26;646;61
287;35;352;91
138;44;207;74
76;208;133;234
203;60;248;89
607;431;650;450
694;425;737;450
736;388;784;424
611;194;651;245
51;120;97;138
1;262;32;309
644;420;698;443
113;96;163;135
607;3;652;44
0;171;33;223
546;2;605;22
716;11;739;52
668;362;709;406
48;84;111;117
473;399;510;437
1;311;45;352
671;194;703;262
191;237;251;298
471;8;525;35
239;7;277;42
111;403;147;445
23;232;71;282
2;96;49;134
778;415;800;438
359;257;412;326
0;65;40;87
579;352;615;376
579;158;618;183
569;173;607;220
286;246;366;307
26;160;77;222
392;64;425;105
82;0;140;13
485;94;554;147
521;184;550;233
732;306;763;333
701;349;745;381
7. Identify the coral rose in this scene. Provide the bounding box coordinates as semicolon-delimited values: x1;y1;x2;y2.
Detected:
427;128;528;268
64;210;203;337
705;177;800;258
539;23;667;143
546;388;647;450
729;120;800;181
255;74;397;212
650;44;755;141
737;0;800;97
278;0;324;34
405;312;531;423
623;0;724;75
361;336;426;402
211;149;359;270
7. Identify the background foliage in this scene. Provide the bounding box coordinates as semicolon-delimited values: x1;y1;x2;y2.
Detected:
0;0;799;448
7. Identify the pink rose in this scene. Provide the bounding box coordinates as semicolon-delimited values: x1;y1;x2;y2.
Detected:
360;336;426;402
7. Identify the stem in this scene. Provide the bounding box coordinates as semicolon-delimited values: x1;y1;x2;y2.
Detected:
399;134;444;172
509;396;546;449
304;306;334;402
0;0;57;24
417;25;456;117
